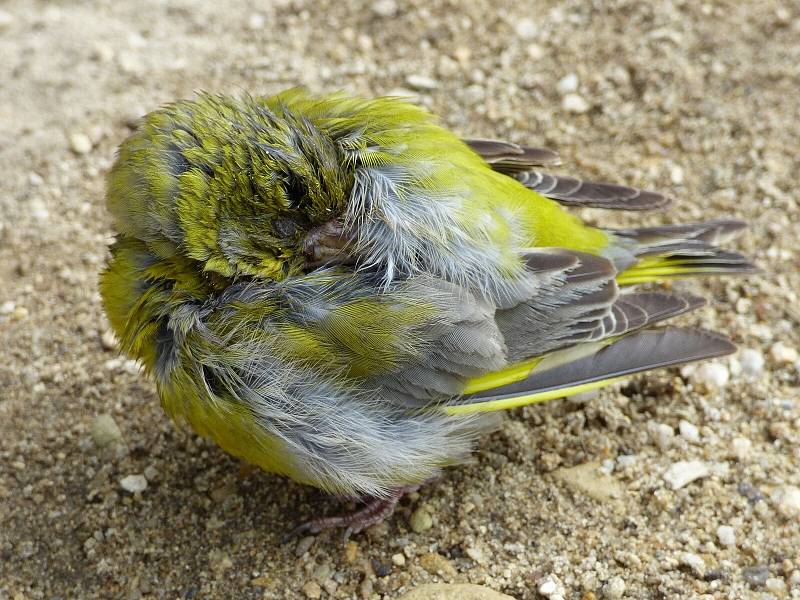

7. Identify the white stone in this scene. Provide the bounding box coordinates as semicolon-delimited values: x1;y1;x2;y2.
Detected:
770;342;798;364
0;301;15;315
599;459;615;474
29;198;49;220
538;577;558;597
246;13;265;29
678;420;700;443
771;485;800;519
69;133;92;155
556;73;579;95
663;460;712;489
405;74;439;91
692;362;729;388
679;551;705;576
514;18;538;40
670;165;685;185
466;546;487;565
730;437;752;461
716;525;736;547
391;553;405;566
739;348;765;376
603;576;626;599
765;577;787;595
568;389;599;404
526;44;545;60
649;421;674;450
0;9;14;30
371;0;397;17
562;93;590;114
120;474;148;493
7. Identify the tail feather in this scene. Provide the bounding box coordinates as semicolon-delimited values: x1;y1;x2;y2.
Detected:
444;327;735;415
611;219;757;285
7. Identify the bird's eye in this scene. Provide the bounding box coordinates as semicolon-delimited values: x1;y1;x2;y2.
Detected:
285;175;307;209
273;217;298;238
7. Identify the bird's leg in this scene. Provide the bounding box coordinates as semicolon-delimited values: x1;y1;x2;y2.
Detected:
287;484;422;541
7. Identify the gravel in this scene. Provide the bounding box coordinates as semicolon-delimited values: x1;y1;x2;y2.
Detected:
1;0;798;598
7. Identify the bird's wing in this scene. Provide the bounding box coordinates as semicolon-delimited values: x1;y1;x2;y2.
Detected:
466;137;669;211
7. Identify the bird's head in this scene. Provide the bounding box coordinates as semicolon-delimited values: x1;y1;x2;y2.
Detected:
107;93;354;285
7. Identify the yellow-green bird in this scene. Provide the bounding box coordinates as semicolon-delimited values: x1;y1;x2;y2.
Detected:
100;89;755;535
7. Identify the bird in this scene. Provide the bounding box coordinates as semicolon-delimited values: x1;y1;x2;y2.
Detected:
100;89;756;537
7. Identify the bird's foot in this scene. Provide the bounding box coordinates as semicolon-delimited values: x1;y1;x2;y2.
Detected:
286;484;421;542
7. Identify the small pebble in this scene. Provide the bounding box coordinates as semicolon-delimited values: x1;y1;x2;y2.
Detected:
603;576;626;599
556;73;579;95
208;550;233;575
679;420;700;443
765;577;786;595
120;474;147;493
295;535;315;557
716;524;736;547
343;540;358;563
693;362;730;388
771;485;800;519
739;348;765;376
568;389;599;404
526;44;545;60
405;74;439;91
770;342;798;364
538;578;557;596
562;93;590;114
730;437;752;461
371;0;397;17
418;553;456;578
69;132;92;155
789;571;800;588
391;553;406;567
514;18;538;40
679;551;706;577
0;9;14;30
670;164;685;185
246;13;265;29
466;545;487;565
649;422;674;450
742;564;770;587
599;459;615;475
409;506;433;532
663;460;711;489
91;414;123;447
302;581;321;599
101;330;117;351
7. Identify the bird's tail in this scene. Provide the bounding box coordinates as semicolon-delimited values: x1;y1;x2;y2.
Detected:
444;220;756;416
613;219;758;285
444;326;734;415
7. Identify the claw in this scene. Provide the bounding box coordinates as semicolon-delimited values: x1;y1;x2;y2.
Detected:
286;484;424;542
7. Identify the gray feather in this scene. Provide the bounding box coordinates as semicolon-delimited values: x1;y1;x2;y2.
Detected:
515;170;670;211
464;138;562;170
611;219;748;250
460;327;736;404
497;251;619;361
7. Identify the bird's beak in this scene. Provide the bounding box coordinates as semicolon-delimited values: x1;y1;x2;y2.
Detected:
303;220;355;268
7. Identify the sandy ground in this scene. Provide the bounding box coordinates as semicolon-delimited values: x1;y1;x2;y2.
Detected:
1;1;799;599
